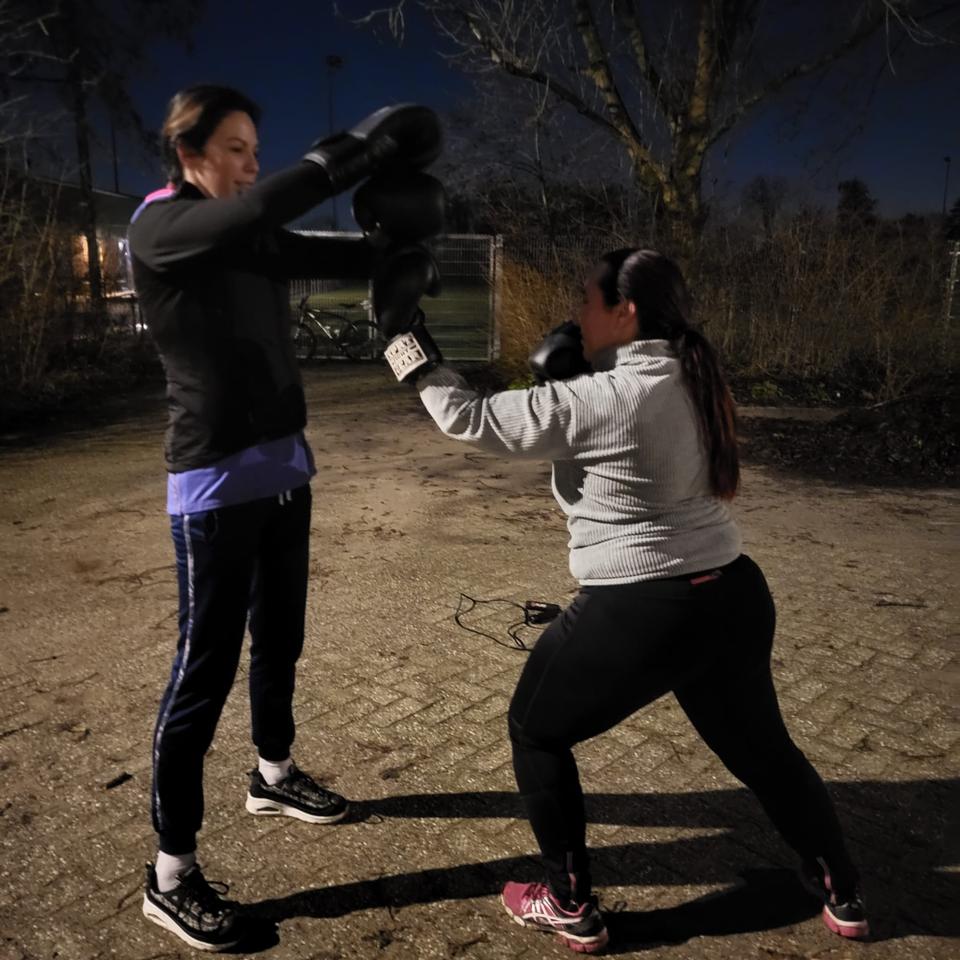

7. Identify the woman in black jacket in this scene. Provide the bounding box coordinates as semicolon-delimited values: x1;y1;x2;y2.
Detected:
129;84;440;951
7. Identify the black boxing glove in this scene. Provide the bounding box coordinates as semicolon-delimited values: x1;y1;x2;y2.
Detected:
373;246;443;382
528;321;592;384
353;170;446;250
304;104;441;193
374;246;440;337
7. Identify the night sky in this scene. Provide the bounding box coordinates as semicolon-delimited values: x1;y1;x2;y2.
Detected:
102;0;959;221
114;0;468;217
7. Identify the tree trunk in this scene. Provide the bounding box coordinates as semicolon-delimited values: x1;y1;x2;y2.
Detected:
652;163;705;263
60;0;104;320
69;64;103;313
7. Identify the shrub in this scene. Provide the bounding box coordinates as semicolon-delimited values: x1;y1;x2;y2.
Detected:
0;173;80;394
497;215;956;400
496;258;569;382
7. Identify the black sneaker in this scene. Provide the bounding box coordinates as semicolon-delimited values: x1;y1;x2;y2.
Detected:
142;863;243;952
800;858;869;940
245;763;349;823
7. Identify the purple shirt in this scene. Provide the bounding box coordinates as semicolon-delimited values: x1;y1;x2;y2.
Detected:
167;433;316;515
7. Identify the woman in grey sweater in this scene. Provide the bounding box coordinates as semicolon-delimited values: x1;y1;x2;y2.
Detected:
413;248;868;953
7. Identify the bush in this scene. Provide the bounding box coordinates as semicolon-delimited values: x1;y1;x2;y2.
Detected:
0;175;80;393
497;214;956;400
690;214;953;398
496;259;564;381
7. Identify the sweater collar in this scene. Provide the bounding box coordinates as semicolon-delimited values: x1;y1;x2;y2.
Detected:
591;338;673;372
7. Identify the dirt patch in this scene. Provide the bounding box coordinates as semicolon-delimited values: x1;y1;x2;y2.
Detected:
739;389;958;488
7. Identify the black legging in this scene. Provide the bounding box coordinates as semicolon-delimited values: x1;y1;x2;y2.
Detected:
508;554;857;904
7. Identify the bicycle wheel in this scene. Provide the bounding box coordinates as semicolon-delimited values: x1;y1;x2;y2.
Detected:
339;321;383;361
292;322;316;361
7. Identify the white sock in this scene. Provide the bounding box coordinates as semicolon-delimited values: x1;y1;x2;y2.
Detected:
155;850;196;893
258;756;292;785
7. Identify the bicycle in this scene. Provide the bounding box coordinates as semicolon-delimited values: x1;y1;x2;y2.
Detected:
292;295;385;362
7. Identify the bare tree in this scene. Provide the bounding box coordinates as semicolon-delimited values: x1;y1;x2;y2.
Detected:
0;2;61;149
1;0;203;311
439;73;653;244
355;0;959;255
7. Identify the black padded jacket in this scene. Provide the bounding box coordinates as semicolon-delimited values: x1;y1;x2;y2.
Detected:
128;163;372;472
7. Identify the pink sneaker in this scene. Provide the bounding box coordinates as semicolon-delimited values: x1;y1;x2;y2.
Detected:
801;858;870;940
501;881;609;953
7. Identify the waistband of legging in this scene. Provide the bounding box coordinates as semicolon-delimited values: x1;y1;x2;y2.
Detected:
583;554;749;594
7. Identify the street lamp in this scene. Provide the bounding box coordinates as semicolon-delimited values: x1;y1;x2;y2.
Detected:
944;156;952;217
327;54;344;229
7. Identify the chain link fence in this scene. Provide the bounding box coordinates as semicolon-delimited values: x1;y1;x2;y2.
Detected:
504;236;609;277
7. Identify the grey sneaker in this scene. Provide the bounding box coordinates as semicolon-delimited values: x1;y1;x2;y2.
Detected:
245;763;349;823
142;863;243;951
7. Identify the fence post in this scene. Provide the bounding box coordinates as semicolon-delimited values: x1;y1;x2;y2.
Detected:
945;240;959;362
489;234;503;361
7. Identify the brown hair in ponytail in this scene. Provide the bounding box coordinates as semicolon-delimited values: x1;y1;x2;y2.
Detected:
595;248;740;499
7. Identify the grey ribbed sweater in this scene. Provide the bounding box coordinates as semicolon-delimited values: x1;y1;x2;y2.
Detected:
417;339;742;585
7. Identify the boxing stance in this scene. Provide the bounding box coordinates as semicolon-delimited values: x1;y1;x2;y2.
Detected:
369;238;869;953
128;85;441;951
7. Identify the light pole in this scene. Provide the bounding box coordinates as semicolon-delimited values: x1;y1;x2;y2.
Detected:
327;54;344;229
110;115;119;193
944;156;952;216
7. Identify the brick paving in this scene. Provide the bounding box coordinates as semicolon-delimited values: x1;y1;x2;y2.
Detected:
0;365;957;960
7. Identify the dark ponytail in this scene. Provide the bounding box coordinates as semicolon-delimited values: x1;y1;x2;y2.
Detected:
677;327;739;500
599;248;740;499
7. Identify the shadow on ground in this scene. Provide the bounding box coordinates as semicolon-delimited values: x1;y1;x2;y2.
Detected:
245;779;958;951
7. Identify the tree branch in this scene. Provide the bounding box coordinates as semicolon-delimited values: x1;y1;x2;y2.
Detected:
458;10;615;134
570;0;666;187
572;0;642;138
339;0;409;42
687;0;716;132
610;0;677;120
706;2;899;150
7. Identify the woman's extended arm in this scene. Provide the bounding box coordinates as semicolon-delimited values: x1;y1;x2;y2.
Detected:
270;231;374;280
129;163;333;271
417;365;595;460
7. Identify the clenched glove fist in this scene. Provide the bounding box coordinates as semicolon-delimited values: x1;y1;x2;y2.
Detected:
528;321;592;384
372;247;443;382
354;169;448;382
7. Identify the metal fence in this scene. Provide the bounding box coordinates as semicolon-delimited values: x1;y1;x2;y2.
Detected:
504;236;610;278
945;241;959;327
944;240;960;366
102;226;960;372
291;231;502;361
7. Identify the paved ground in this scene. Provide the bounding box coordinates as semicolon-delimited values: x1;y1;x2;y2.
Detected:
0;365;957;960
